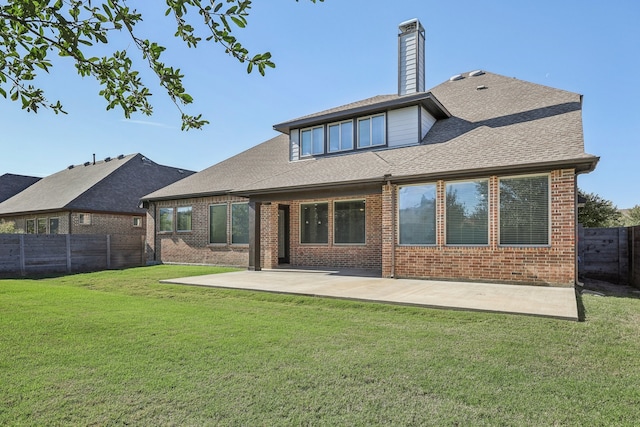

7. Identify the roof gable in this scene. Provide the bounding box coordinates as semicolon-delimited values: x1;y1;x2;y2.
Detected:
0;154;194;216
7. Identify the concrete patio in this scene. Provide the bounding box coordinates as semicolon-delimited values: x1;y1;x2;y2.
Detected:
161;268;579;321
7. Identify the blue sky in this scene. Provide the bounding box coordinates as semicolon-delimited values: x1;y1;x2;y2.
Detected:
2;0;638;207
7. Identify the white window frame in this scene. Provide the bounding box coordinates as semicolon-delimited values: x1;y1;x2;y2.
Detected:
37;218;47;234
26;219;35;234
300;125;325;157
328;120;354;153
133;217;143;227
357;113;386;149
498;173;551;247
397;182;438;246
49;217;60;235
444;179;490;246
78;213;92;225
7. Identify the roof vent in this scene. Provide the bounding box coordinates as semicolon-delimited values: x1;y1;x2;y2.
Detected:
449;74;464;82
469;70;485;77
117;154;124;160
83;162;91;167
104;157;111;162
178;169;184;174
68;165;74;170
476;85;488;90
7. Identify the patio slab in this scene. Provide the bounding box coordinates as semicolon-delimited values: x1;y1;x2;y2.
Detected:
161;269;579;321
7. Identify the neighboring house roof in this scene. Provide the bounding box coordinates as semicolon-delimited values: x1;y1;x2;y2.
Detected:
0;154;195;216
142;71;599;202
0;174;41;203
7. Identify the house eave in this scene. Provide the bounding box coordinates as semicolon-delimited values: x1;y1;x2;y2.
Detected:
140;190;232;203
232;157;599;198
273;92;451;135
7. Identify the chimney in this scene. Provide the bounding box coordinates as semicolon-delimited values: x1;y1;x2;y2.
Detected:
398;19;425;96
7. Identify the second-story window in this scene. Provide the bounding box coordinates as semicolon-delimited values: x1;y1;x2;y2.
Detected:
328;120;354;152
358;114;385;148
301;126;324;156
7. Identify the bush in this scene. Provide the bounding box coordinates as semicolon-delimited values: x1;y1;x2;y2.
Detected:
0;220;23;234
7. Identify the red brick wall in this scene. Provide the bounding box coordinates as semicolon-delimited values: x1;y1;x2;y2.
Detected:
151;196;250;267
273;194;383;270
384;170;577;286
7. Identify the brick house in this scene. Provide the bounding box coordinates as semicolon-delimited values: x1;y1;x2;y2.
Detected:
141;19;598;286
0;153;194;236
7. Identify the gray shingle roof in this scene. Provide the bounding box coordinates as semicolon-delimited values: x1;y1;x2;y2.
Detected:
0;154;195;216
142;71;598;201
0;174;41;203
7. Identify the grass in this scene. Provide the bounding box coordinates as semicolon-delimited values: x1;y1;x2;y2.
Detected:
1;265;639;426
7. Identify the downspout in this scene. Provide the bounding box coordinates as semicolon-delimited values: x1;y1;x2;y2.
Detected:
387;177;396;278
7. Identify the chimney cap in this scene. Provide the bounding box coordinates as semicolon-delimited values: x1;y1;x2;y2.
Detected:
398;18;424;34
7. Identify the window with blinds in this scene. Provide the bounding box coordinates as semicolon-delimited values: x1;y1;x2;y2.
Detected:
499;175;549;245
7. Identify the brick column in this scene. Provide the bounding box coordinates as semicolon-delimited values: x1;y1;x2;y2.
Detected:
381;183;394;277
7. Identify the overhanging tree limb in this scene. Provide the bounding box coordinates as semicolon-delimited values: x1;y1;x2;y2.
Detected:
0;0;323;130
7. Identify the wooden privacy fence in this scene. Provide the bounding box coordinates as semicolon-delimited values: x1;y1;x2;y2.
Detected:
0;234;145;276
578;225;640;287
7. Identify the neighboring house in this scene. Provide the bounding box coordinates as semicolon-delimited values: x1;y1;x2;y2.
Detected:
0;154;194;236
0;173;41;203
141;19;598;286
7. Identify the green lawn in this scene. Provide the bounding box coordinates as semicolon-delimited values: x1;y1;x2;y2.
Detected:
1;265;639;426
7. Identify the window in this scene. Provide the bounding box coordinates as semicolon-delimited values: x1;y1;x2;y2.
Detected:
334;200;365;244
176;206;192;232
300;202;328;244
159;208;174;232
133;217;143;227
357;114;385;148
26;219;35;234
446;180;489;245
231;203;249;244
37;218;47;234
398;184;436;245
79;213;91;225
49;218;60;235
301;126;325;156
499;175;549;245
209;204;227;244
328;121;354;152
